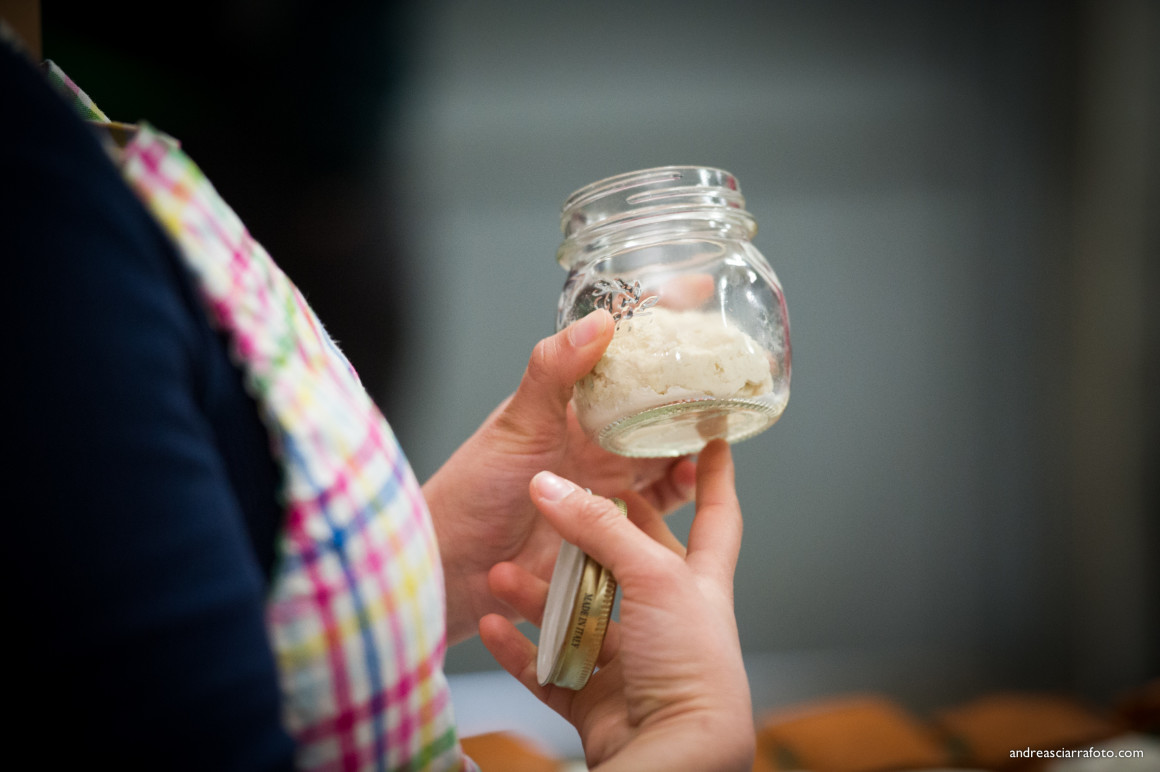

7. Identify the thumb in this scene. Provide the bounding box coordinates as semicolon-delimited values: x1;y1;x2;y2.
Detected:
505;309;613;426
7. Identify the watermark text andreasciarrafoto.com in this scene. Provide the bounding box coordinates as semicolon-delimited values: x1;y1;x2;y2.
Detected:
1010;745;1146;760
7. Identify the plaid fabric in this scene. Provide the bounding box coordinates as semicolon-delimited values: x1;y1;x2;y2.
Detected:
47;64;475;772
43;62;109;121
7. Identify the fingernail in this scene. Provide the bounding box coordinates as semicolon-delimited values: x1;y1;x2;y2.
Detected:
568;310;607;348
533;470;577;502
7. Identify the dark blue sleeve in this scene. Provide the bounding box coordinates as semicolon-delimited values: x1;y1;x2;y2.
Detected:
3;43;295;770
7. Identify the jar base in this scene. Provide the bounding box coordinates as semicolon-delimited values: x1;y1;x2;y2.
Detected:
596;396;786;457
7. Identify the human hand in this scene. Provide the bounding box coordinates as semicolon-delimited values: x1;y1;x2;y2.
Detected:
422;309;698;643
479;440;755;771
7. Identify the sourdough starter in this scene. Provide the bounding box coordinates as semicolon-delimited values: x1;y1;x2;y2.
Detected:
575;306;774;434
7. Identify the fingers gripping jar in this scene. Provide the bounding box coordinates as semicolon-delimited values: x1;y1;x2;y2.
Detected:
557;166;791;458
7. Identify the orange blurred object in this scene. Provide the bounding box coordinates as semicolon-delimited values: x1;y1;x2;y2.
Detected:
932;692;1120;770
460;732;564;772
754;694;951;772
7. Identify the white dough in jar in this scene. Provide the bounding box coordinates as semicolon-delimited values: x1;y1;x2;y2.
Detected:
575;306;774;433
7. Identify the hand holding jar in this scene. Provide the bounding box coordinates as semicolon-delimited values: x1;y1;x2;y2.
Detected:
529;166;790;689
421;309;698;645
480;167;790;768
480;440;756;772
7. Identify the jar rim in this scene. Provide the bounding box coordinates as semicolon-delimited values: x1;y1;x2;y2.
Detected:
559;165;750;239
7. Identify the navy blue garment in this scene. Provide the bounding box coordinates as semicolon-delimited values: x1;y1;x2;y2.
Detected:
3;41;295;770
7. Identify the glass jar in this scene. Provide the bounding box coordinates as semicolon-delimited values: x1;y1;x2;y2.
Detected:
557;166;791;457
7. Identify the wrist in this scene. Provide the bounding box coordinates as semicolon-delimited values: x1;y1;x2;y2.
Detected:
423;475;472;643
590;714;755;772
424;471;506;645
440;563;478;645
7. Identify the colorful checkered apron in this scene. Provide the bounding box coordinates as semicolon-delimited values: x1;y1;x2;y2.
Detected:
46;61;474;772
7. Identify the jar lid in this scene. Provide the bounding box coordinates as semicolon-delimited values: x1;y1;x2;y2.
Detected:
536;498;626;690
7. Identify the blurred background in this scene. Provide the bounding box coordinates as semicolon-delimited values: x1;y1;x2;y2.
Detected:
42;0;1156;755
